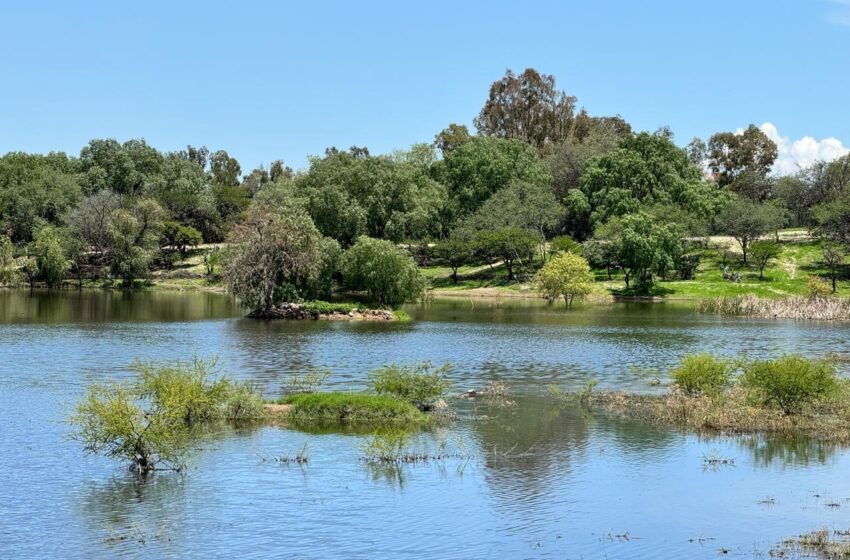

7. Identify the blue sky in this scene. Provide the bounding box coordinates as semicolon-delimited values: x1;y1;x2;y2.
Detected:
1;0;849;172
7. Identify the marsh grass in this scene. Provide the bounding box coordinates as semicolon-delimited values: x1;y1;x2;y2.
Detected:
584;386;850;443
278;392;428;426
773;528;850;559
698;294;850;320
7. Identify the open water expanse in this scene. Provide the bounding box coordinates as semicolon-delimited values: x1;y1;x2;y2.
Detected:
2;290;850;559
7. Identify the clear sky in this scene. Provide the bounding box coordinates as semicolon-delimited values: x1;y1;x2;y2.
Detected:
2;0;849;173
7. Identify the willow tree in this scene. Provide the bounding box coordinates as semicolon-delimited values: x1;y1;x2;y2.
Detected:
223;204;322;313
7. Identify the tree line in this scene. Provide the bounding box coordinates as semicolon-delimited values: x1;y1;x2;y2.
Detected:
2;67;850;305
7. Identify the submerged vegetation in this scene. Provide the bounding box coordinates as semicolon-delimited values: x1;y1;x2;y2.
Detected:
563;353;850;442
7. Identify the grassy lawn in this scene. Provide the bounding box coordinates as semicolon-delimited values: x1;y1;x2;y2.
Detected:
422;232;844;300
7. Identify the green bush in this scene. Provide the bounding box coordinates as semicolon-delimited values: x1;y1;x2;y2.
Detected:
670;354;733;396
368;362;452;410
280;392;425;425
70;359;264;472
741;355;839;414
340;236;424;307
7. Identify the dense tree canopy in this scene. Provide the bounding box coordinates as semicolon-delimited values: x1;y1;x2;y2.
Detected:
431;136;550;219
707;125;778;187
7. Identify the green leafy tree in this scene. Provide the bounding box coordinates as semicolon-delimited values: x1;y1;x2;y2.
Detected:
577;131;722;232
749;240;780;279
474;227;540;281
431;136;551;219
707;124;778;186
368;362;452;411
297;148;448;245
106;199;165;286
434;123;471;155
813;190;850;245
0;151;82;242
741;356;838;415
595;213;682;288
30;226;69;287
716;197;781;264
433;238;474;284
339;236;424;307
535;252;594;307
160;221;203;255
821;241;845;293
223;204;323;313
0;234;16;285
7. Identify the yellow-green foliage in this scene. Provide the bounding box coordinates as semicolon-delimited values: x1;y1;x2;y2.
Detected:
69;359;264;472
741;355;839;414
535;252;594;307
806;276;832;298
368;362;452;410
670;354;733;396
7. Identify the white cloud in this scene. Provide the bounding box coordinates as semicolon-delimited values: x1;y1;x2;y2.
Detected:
741;122;849;176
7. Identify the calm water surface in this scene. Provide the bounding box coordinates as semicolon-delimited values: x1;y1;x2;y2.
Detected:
2;290;850;559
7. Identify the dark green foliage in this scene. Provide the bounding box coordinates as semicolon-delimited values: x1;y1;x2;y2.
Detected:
549;235;582;255
339;236;424;307
431;136;551;219
296;148;448;246
473;227;540;280
433;238;474;283
0;152;81;242
741;355;839;415
577;131;721;230
368;362;452;410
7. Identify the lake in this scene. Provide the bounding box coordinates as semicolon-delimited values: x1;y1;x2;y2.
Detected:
2;289;849;559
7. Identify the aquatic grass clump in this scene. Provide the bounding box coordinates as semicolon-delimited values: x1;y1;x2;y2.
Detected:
368;362;452;411
670;354;733;396
741;355;840;415
300;300;364;316
698;294;850;320
279;392;427;426
773;528;850;559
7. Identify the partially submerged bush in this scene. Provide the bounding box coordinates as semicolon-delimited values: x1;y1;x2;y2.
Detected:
368;362;452;410
69;359;264;473
670;354;733;396
280;392;426;425
283;368;331;395
741;355;840;415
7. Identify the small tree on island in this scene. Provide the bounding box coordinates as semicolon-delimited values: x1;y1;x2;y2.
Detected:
749;240;780;279
223;204;323;313
535;252;594;308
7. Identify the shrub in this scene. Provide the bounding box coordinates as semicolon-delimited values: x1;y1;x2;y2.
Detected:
70;380;189;473
340;236;424;307
806;276;832;299
741;355;839;414
368;362;452;410
670;354;733;396
69;359;264;472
